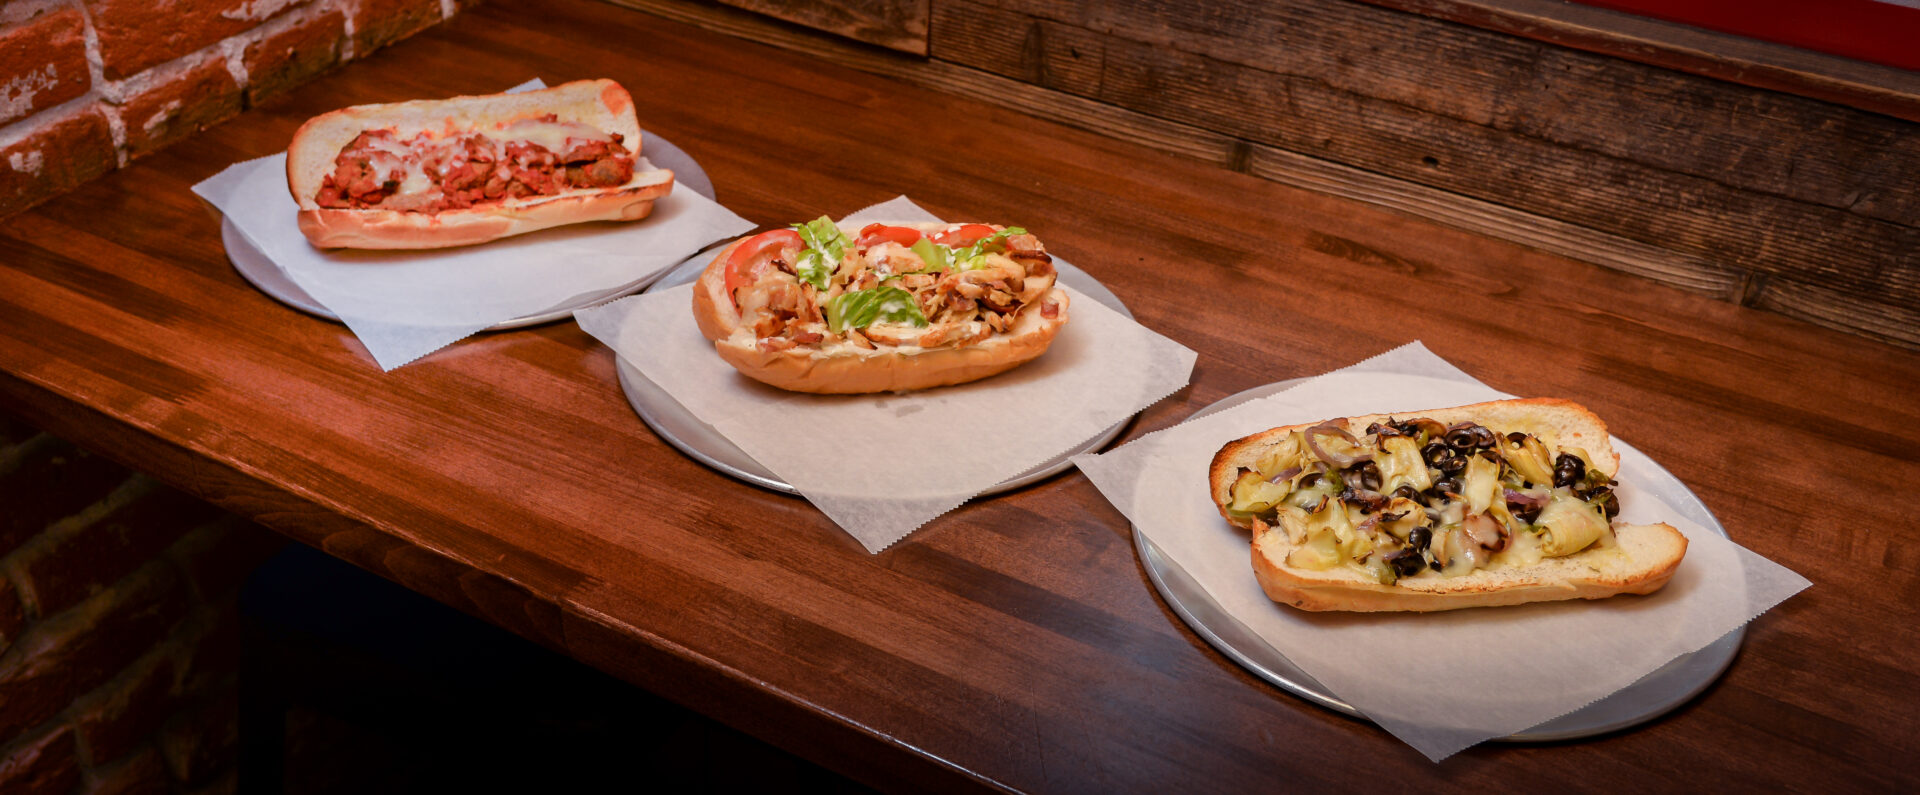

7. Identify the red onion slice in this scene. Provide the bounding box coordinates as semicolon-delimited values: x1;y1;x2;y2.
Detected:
1503;489;1547;510
1305;421;1372;468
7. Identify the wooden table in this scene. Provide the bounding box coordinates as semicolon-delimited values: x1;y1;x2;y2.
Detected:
3;0;1914;789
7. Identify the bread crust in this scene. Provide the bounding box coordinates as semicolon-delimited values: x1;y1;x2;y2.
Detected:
1250;521;1686;612
691;225;1071;394
286;79;674;250
1211;398;1687;612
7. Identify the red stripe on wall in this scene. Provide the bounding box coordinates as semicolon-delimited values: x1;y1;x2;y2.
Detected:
1572;0;1920;71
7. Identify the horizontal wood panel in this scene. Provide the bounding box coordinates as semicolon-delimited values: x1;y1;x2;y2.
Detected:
1243;145;1751;299
716;0;929;54
640;0;1919;348
934;1;1920;311
957;0;1920;227
1358;0;1920;124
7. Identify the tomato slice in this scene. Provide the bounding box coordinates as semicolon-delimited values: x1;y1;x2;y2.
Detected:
857;224;923;248
724;229;803;306
931;223;996;247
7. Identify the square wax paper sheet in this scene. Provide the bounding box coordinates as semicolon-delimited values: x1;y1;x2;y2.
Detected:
1072;341;1810;760
192;79;755;369
575;196;1198;551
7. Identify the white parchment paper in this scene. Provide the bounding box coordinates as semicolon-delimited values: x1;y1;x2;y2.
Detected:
190;79;755;370
575;197;1198;551
1072;342;1810;761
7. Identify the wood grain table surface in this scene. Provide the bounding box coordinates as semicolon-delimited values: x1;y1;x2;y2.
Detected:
2;0;1915;790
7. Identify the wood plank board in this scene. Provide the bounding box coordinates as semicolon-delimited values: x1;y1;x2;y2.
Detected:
616;0;1920;350
716;0;929;54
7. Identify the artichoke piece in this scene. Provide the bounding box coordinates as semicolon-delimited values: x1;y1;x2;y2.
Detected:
1228;470;1291;516
1302;497;1369;562
1378;436;1432;494
1378;497;1429;541
1285;473;1340;512
1435;525;1489;577
1254;433;1306;479
1436;522;1489;576
1275;504;1311;544
1463;454;1500;515
1305;422;1371;468
1504;434;1556;487
1536;489;1611;557
1285;528;1343;570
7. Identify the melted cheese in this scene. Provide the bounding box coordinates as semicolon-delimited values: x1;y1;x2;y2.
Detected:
337;118;626;207
494;118;614;154
355;133;433;195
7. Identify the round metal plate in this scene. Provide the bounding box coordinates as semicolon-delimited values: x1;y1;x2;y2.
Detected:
1135;379;1744;741
223;131;715;330
619;255;1136;495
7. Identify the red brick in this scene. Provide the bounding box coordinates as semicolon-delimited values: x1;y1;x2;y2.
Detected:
0;7;91;126
117;53;243;161
80;745;167;795
15;476;221;617
86;0;311;80
170;608;240;697
156;688;236;787
0;105;117;219
0;724;79;795
166;516;286;604
70;648;182;765
0;562;189;739
0;435;131;558
0;577;24;652
241;9;344;104
353;0;443;55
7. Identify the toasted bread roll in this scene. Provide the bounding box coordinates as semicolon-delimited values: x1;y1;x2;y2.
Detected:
287;79;674;249
692;220;1070;394
1210;398;1687;612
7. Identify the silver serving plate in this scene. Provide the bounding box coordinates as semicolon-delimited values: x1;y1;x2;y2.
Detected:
619;254;1135;495
1136;380;1743;741
223;131;715;330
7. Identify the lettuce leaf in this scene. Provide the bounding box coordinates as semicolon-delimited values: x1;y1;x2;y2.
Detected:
953;226;1027;270
791;216;847;290
826;286;929;333
899;226;1031;273
908;238;950;274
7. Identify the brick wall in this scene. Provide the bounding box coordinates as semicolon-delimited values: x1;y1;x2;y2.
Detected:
0;411;286;794
0;0;472;217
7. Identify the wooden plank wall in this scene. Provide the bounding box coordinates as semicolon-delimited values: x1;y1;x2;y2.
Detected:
606;0;1920;350
710;0;929;54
